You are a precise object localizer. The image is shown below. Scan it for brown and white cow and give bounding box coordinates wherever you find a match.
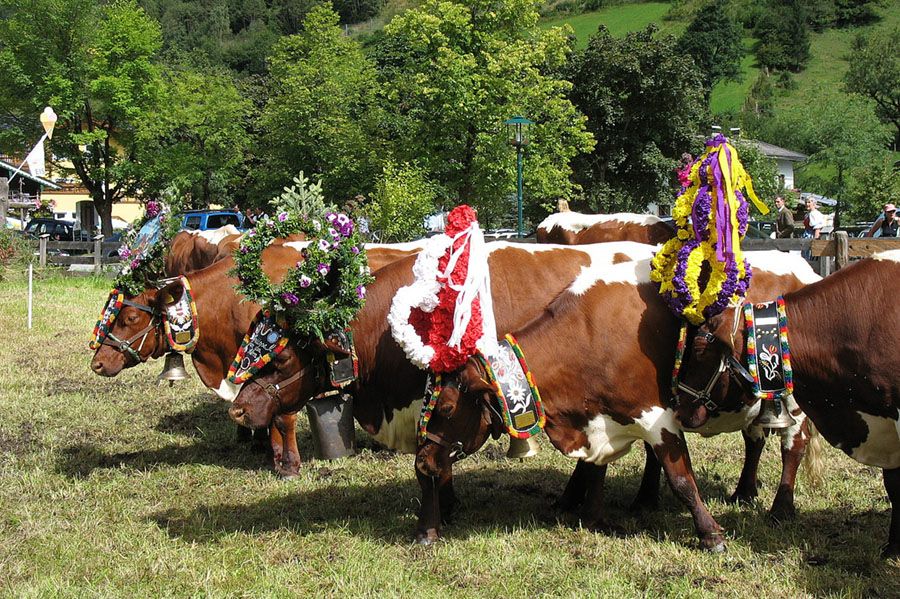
[416,252,820,550]
[672,251,900,557]
[226,242,657,523]
[536,211,674,245]
[164,225,244,276]
[89,241,423,476]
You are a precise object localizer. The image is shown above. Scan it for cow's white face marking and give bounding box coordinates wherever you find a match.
[371,400,422,454]
[567,406,679,465]
[212,379,243,402]
[840,411,900,469]
[537,212,662,233]
[873,249,900,264]
[745,251,821,284]
[568,258,651,296]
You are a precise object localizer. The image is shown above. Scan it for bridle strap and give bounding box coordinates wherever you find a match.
[249,363,316,409]
[424,431,467,462]
[102,319,160,363]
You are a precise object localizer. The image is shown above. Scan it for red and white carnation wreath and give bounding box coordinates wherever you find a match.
[388,205,497,372]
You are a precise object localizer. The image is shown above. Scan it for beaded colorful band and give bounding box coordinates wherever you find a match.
[743,296,793,400]
[90,288,125,350]
[227,309,290,384]
[670,320,690,397]
[417,373,442,443]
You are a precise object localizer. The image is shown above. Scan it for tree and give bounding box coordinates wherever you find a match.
[0,0,163,235]
[755,0,811,72]
[772,91,892,227]
[678,0,744,96]
[373,0,594,226]
[368,162,437,242]
[256,4,383,204]
[137,67,253,207]
[845,28,900,148]
[567,25,706,212]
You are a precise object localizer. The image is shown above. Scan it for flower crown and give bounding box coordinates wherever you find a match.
[232,210,373,340]
[650,134,769,325]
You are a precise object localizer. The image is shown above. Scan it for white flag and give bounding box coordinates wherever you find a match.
[25,138,46,177]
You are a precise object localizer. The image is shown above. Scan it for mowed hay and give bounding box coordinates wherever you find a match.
[0,269,897,596]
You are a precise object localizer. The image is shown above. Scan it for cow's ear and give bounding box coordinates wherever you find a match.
[460,360,495,394]
[312,335,352,358]
[156,279,185,311]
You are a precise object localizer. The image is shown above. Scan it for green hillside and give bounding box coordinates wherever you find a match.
[539,2,681,47]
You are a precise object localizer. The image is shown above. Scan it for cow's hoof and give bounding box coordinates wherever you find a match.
[415,529,440,546]
[768,503,796,523]
[881,542,900,559]
[700,535,727,553]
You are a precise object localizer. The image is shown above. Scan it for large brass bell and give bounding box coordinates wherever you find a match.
[158,352,189,383]
[507,435,541,459]
[752,396,796,431]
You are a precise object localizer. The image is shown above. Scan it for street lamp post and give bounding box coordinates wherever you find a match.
[504,116,533,238]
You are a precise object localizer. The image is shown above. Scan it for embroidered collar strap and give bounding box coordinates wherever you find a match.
[418,373,442,443]
[161,276,200,353]
[744,297,793,400]
[228,310,291,384]
[476,333,545,439]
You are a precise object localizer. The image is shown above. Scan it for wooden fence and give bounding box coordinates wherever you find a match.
[744,231,900,275]
[31,235,122,273]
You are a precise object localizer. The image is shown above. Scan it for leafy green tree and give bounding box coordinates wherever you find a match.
[842,155,900,223]
[567,25,706,212]
[740,70,777,136]
[373,0,594,227]
[368,162,437,242]
[0,0,163,235]
[845,28,900,147]
[256,4,382,204]
[833,0,878,27]
[772,91,892,226]
[755,0,810,72]
[678,0,744,96]
[136,67,252,207]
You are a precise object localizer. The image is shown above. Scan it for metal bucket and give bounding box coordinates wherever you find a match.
[305,394,355,460]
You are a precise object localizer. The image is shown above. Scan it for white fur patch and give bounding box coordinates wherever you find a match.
[872,249,900,264]
[197,225,241,245]
[211,378,243,402]
[567,406,679,465]
[745,251,821,284]
[371,400,423,454]
[841,411,900,469]
[568,258,652,296]
[283,241,311,252]
[537,211,662,233]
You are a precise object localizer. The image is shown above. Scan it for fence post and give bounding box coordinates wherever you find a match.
[93,234,104,274]
[0,177,8,229]
[834,231,849,271]
[38,233,49,268]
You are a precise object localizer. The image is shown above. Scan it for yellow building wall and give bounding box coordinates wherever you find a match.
[42,190,144,223]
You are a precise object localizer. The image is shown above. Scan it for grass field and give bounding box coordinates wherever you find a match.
[540,2,682,49]
[1,267,898,596]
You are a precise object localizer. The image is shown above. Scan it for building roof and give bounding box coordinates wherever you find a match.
[0,157,62,189]
[751,140,808,162]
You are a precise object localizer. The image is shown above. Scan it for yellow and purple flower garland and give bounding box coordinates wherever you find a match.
[651,134,770,325]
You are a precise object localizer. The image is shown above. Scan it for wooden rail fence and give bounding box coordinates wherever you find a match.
[32,234,122,273]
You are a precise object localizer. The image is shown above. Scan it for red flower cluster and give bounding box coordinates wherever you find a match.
[409,205,485,373]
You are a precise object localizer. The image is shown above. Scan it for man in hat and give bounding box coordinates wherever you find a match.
[865,203,900,237]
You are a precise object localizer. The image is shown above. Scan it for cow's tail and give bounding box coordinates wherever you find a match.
[801,419,825,488]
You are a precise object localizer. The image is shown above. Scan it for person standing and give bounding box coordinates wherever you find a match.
[803,198,824,239]
[865,203,899,237]
[774,196,794,238]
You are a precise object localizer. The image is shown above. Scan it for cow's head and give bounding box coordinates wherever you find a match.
[415,359,504,477]
[673,306,754,429]
[227,336,346,430]
[89,279,185,376]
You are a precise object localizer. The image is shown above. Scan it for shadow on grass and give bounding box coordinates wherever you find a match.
[149,465,734,546]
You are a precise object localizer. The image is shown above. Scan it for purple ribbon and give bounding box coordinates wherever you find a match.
[712,143,734,262]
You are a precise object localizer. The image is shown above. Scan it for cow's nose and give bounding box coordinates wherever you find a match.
[91,360,104,374]
[228,405,246,422]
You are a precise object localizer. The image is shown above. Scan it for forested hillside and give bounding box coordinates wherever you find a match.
[0,0,895,234]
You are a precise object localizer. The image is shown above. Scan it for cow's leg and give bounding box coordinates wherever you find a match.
[270,414,301,478]
[578,463,620,533]
[415,468,453,545]
[729,428,765,505]
[555,459,590,512]
[769,419,811,521]
[654,430,725,552]
[630,442,662,511]
[882,467,900,558]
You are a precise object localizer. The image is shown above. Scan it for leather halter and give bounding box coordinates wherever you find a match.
[100,299,162,364]
[247,363,316,410]
[676,325,755,414]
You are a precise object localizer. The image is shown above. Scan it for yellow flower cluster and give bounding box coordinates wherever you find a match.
[650,140,768,325]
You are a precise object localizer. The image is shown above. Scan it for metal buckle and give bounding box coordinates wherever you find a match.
[449,441,467,461]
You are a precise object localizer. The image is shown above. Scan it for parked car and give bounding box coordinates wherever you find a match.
[180,209,247,231]
[22,218,90,242]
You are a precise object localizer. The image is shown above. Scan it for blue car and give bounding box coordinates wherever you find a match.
[180,210,247,231]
